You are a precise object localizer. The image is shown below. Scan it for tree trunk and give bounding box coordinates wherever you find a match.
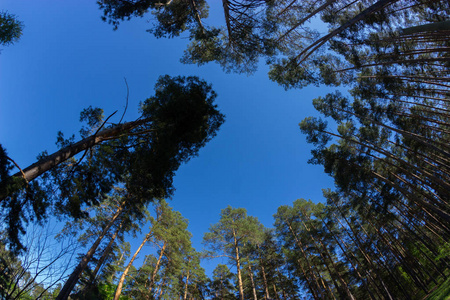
[148,241,167,294]
[56,202,124,300]
[295,0,399,63]
[402,20,450,35]
[284,218,325,300]
[338,204,409,298]
[257,251,270,300]
[89,218,124,284]
[273,283,280,300]
[322,219,376,300]
[156,274,167,298]
[233,229,245,300]
[247,264,258,300]
[113,231,152,300]
[183,262,191,300]
[1,118,151,201]
[329,206,396,300]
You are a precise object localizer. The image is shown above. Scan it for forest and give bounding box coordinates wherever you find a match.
[0,0,449,299]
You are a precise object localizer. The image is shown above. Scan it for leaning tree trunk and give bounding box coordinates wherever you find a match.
[113,231,152,300]
[256,246,270,300]
[284,217,326,300]
[56,202,125,300]
[88,218,124,285]
[0,118,150,201]
[148,241,167,294]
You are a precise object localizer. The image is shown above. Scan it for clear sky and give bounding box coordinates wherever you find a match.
[1,1,334,275]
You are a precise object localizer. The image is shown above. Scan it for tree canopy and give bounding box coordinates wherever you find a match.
[0,75,224,253]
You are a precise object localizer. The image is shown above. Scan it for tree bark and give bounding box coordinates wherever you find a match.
[56,202,125,300]
[247,264,258,300]
[233,229,245,300]
[284,218,324,300]
[148,241,167,294]
[257,250,270,300]
[113,231,152,300]
[1,118,150,201]
[89,218,124,284]
[183,269,190,300]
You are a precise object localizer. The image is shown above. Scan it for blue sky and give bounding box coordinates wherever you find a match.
[1,1,334,275]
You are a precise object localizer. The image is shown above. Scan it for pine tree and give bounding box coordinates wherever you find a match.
[203,206,265,300]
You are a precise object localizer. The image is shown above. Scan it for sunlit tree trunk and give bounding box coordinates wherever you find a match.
[148,241,167,294]
[233,229,245,300]
[247,264,258,300]
[113,231,152,300]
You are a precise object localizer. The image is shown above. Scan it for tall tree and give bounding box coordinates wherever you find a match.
[1,75,224,254]
[203,206,265,300]
[209,264,236,300]
[113,199,193,300]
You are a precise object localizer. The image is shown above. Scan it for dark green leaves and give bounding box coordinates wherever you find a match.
[0,11,23,47]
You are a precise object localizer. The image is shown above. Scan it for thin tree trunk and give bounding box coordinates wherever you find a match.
[113,231,152,300]
[148,241,167,294]
[295,0,399,63]
[156,274,167,298]
[257,249,270,300]
[273,283,280,300]
[183,261,191,300]
[89,218,124,284]
[322,219,376,300]
[298,213,355,300]
[56,202,125,300]
[329,205,396,300]
[284,219,326,300]
[233,229,245,300]
[248,264,258,300]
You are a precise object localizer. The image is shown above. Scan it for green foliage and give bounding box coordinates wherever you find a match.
[79,106,104,138]
[428,276,450,300]
[209,264,236,299]
[98,0,208,36]
[203,206,264,256]
[1,75,224,254]
[0,146,49,253]
[0,11,23,47]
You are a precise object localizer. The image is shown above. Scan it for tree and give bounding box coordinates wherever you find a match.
[203,206,265,300]
[55,192,132,300]
[0,222,79,300]
[275,200,334,300]
[113,199,193,300]
[1,75,224,254]
[209,264,236,300]
[0,11,23,47]
[98,0,208,34]
[57,188,145,300]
